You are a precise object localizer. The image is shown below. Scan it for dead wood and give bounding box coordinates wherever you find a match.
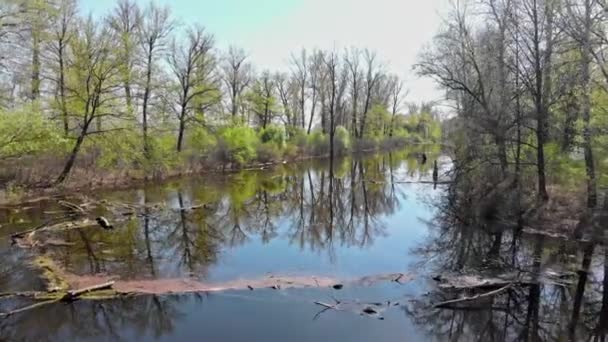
[58,200,85,215]
[434,284,512,308]
[61,281,115,302]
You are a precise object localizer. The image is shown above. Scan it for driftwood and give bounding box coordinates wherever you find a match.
[0,282,115,318]
[57,200,85,214]
[61,281,115,302]
[0,300,59,318]
[434,284,512,309]
[10,216,70,239]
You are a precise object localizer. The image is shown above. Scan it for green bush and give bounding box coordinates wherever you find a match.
[259,125,285,147]
[0,106,67,159]
[187,126,217,156]
[218,125,258,166]
[334,126,351,153]
[256,143,281,163]
[307,130,328,156]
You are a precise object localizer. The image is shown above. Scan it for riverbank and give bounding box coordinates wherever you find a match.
[0,138,439,206]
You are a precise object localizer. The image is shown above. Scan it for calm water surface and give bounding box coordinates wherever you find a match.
[0,148,605,341]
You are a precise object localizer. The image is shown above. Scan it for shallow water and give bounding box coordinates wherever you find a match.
[0,148,606,341]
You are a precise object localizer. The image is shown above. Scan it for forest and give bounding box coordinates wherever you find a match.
[0,0,441,193]
[417,0,608,219]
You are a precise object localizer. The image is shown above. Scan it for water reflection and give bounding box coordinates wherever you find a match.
[16,148,440,282]
[409,161,608,341]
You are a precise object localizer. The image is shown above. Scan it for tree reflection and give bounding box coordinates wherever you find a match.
[33,150,424,282]
[409,157,608,342]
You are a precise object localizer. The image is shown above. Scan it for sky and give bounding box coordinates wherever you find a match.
[80,0,449,104]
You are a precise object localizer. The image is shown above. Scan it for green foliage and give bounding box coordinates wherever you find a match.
[259,125,285,147]
[256,143,282,163]
[366,104,391,137]
[307,130,329,155]
[335,126,350,152]
[187,126,217,155]
[0,106,67,159]
[218,125,258,166]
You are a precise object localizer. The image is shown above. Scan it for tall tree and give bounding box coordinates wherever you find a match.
[138,2,174,156]
[56,17,121,184]
[345,47,363,137]
[221,46,251,119]
[48,0,77,136]
[360,49,383,138]
[290,48,307,129]
[169,25,218,152]
[107,0,141,112]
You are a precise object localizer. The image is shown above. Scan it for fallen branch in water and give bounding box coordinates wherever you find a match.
[10,216,71,239]
[314,301,341,310]
[58,200,85,215]
[0,299,60,318]
[434,284,512,309]
[0,282,117,318]
[61,281,115,302]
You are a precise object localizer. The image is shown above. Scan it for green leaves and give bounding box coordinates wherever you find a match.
[0,106,67,160]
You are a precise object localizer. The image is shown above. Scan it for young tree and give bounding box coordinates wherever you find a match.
[56,17,121,184]
[247,71,277,129]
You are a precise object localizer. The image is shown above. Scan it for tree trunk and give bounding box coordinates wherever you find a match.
[307,87,317,134]
[59,40,69,136]
[142,46,153,157]
[31,31,40,101]
[533,0,549,201]
[581,0,597,208]
[56,125,88,184]
[177,108,186,152]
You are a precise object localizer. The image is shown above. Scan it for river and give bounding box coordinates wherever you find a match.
[0,147,604,341]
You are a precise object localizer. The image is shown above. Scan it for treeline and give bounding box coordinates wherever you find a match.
[417,0,608,207]
[0,0,440,188]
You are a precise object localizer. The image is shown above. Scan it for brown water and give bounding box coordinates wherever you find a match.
[0,148,605,341]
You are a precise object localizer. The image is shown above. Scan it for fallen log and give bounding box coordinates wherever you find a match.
[0,299,59,318]
[61,281,115,302]
[434,284,512,309]
[58,200,85,215]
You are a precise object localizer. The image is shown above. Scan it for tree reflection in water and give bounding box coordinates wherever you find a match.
[24,149,431,282]
[408,159,608,341]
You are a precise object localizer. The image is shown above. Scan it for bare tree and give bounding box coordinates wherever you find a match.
[169,25,218,152]
[107,0,141,112]
[138,2,174,156]
[221,46,251,119]
[386,75,406,137]
[48,0,77,136]
[359,49,383,138]
[290,48,307,129]
[345,47,363,136]
[307,50,324,134]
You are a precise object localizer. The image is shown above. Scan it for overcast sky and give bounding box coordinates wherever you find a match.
[81,0,449,104]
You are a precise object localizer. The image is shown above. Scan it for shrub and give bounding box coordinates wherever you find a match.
[259,125,285,147]
[218,125,258,166]
[256,143,281,163]
[334,126,351,154]
[187,126,217,156]
[307,130,329,156]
